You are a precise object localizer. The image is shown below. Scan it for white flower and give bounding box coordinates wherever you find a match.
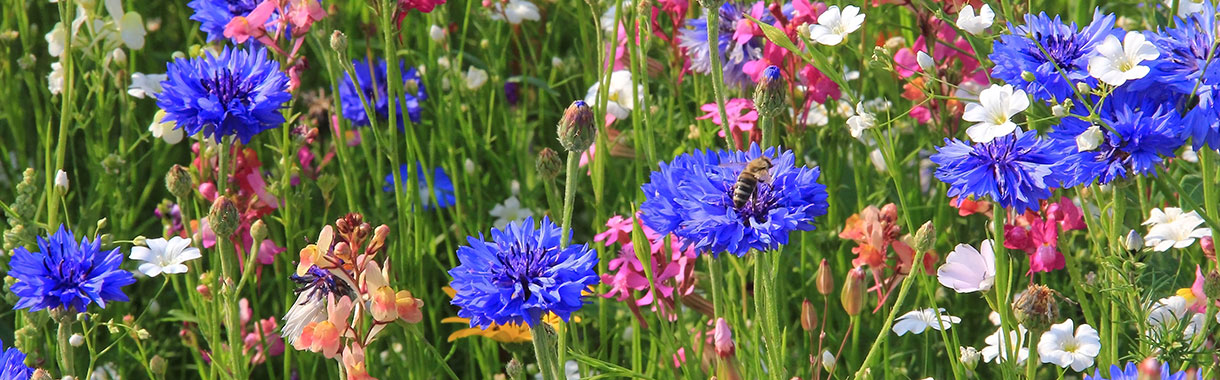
[1088,32,1158,86]
[48,61,65,95]
[1147,296,1207,339]
[490,196,535,229]
[892,308,961,336]
[54,170,69,192]
[982,325,1029,365]
[69,334,84,347]
[806,5,865,46]
[960,346,981,370]
[1165,0,1207,18]
[955,4,994,35]
[869,148,887,173]
[490,0,541,25]
[916,51,934,72]
[129,236,201,277]
[585,70,643,120]
[599,2,631,34]
[429,24,445,43]
[963,84,1029,143]
[1037,320,1101,372]
[464,66,489,90]
[792,103,829,127]
[105,0,145,50]
[281,292,329,344]
[1182,147,1200,163]
[128,72,166,99]
[1075,125,1103,152]
[1143,207,1211,251]
[846,102,876,139]
[937,240,996,293]
[149,109,184,144]
[820,350,836,372]
[988,311,1002,326]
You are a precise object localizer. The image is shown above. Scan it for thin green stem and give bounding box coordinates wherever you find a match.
[703,0,738,149]
[58,315,76,377]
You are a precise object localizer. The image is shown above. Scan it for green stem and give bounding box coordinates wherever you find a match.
[1025,329,1040,379]
[1202,149,1219,238]
[559,152,580,247]
[703,0,738,149]
[58,315,75,377]
[531,325,561,380]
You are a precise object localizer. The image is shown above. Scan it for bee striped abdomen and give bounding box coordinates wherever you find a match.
[732,175,757,209]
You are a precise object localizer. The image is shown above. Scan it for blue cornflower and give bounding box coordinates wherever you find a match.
[678,2,762,88]
[0,339,33,380]
[9,225,137,313]
[1050,89,1185,187]
[1084,362,1197,380]
[990,10,1117,102]
[639,144,829,257]
[1142,3,1220,149]
[931,130,1068,212]
[157,46,291,144]
[188,0,263,42]
[382,163,456,209]
[448,216,599,328]
[338,58,428,127]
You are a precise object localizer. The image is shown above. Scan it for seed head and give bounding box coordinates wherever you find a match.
[1012,284,1061,333]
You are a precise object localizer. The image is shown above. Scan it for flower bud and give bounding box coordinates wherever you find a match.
[133,235,147,247]
[557,100,596,152]
[1076,82,1092,94]
[196,284,212,300]
[68,333,84,347]
[31,369,52,380]
[250,219,268,243]
[819,350,835,373]
[1138,357,1161,378]
[1124,229,1144,252]
[713,318,735,358]
[800,299,817,332]
[1021,71,1036,82]
[841,268,866,316]
[1012,284,1060,333]
[111,48,127,66]
[329,30,347,53]
[428,24,445,43]
[551,56,563,68]
[536,148,563,180]
[959,346,980,371]
[1075,125,1103,152]
[1203,236,1215,261]
[150,355,167,376]
[815,259,834,296]
[166,164,193,200]
[914,221,935,252]
[54,169,69,195]
[136,329,150,340]
[752,65,786,118]
[1205,270,1220,301]
[208,196,240,238]
[915,51,934,73]
[506,358,524,380]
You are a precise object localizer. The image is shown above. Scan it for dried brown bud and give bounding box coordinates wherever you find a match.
[800,299,817,332]
[841,268,866,316]
[815,259,834,296]
[1012,284,1060,333]
[208,196,240,238]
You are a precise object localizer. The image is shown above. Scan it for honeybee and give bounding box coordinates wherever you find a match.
[731,157,773,209]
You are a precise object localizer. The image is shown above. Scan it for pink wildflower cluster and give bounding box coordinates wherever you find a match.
[596,213,699,325]
[1004,197,1086,275]
[892,20,987,127]
[239,298,284,364]
[223,0,328,90]
[698,98,758,149]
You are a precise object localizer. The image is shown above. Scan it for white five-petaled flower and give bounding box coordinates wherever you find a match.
[128,72,167,99]
[129,236,202,277]
[1037,320,1101,372]
[892,308,962,336]
[149,109,184,144]
[846,102,876,139]
[464,66,489,90]
[489,196,535,229]
[585,70,643,120]
[1142,207,1211,251]
[806,5,865,46]
[489,0,541,25]
[1088,32,1159,86]
[1146,295,1207,339]
[937,240,996,293]
[1165,0,1207,18]
[962,84,1030,143]
[1075,125,1104,152]
[982,325,1029,365]
[955,4,994,35]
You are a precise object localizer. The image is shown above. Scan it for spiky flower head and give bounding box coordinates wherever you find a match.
[157,46,291,143]
[536,147,563,180]
[752,65,786,117]
[9,225,136,312]
[931,130,1069,212]
[557,100,596,152]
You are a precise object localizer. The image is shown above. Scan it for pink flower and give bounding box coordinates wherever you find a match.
[597,213,697,320]
[698,98,758,148]
[286,0,327,37]
[1005,217,1065,274]
[1188,265,1207,313]
[295,295,352,358]
[799,65,841,104]
[713,318,735,358]
[1046,197,1085,231]
[223,0,276,44]
[395,0,446,28]
[240,298,284,365]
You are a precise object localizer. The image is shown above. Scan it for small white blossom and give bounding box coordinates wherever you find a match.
[1075,125,1103,152]
[846,102,876,139]
[892,308,961,336]
[429,24,445,43]
[937,240,996,293]
[1182,147,1200,163]
[54,170,69,193]
[129,236,201,277]
[69,334,84,347]
[149,109,184,144]
[464,66,489,90]
[585,70,642,120]
[1165,0,1207,18]
[1143,207,1211,251]
[490,196,535,229]
[806,5,865,46]
[820,350,836,372]
[1037,320,1101,372]
[1088,32,1158,86]
[48,61,64,95]
[963,84,1030,143]
[916,51,934,73]
[960,347,981,371]
[982,325,1029,365]
[128,72,166,99]
[955,4,994,35]
[489,0,541,25]
[1147,296,1207,339]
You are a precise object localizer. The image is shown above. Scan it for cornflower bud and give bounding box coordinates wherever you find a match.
[800,299,817,332]
[534,148,562,181]
[557,100,596,152]
[815,259,834,296]
[506,358,525,380]
[752,65,785,118]
[150,355,168,376]
[208,196,240,238]
[330,30,347,53]
[841,267,866,316]
[1205,270,1220,301]
[1012,284,1060,333]
[166,164,193,200]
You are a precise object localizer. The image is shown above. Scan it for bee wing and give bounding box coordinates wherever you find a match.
[717,162,749,170]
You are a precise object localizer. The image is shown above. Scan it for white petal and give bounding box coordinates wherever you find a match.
[138,262,163,277]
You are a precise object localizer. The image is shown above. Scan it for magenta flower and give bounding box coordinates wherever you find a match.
[1005,216,1065,274]
[698,98,758,148]
[596,214,697,321]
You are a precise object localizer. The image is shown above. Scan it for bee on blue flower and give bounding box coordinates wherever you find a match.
[931,130,1069,213]
[989,10,1118,102]
[339,58,428,128]
[1049,89,1186,187]
[0,338,33,380]
[156,46,292,144]
[448,217,599,328]
[1141,2,1220,149]
[8,225,137,313]
[639,144,829,257]
[382,163,455,210]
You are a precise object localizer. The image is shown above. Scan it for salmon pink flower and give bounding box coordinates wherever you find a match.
[295,295,352,358]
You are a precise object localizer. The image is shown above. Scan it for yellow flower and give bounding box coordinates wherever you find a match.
[441,287,576,343]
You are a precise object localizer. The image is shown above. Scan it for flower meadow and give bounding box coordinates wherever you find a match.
[8,0,1220,379]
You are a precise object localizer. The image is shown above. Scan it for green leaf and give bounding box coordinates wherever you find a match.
[746,15,802,58]
[160,309,200,324]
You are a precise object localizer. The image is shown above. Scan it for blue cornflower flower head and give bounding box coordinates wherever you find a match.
[639,143,829,257]
[8,225,137,313]
[1050,89,1185,187]
[382,163,455,209]
[448,216,599,328]
[677,2,762,88]
[1143,3,1220,149]
[188,0,262,42]
[990,10,1117,102]
[931,130,1068,212]
[338,58,428,128]
[157,46,291,144]
[0,339,33,380]
[1084,362,1197,380]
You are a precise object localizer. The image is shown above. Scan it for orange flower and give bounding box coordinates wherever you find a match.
[295,295,352,358]
[342,344,377,380]
[297,225,335,276]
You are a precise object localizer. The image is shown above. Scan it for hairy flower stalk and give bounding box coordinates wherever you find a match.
[701,0,737,149]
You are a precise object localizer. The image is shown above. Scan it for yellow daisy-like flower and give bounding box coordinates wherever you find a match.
[441,287,576,343]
